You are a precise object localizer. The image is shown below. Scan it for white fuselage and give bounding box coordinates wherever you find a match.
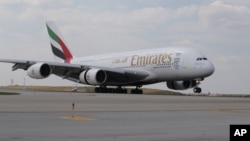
[71,47,214,84]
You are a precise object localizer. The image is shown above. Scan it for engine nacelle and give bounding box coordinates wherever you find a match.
[167,80,198,90]
[79,69,107,85]
[27,63,51,79]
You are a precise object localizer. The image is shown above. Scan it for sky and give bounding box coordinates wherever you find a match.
[0,0,250,94]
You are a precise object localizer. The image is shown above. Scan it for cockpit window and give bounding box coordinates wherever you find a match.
[196,57,208,61]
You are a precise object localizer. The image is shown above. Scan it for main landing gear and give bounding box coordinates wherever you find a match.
[131,85,143,94]
[95,86,127,94]
[193,87,202,93]
[94,86,143,94]
[131,89,143,94]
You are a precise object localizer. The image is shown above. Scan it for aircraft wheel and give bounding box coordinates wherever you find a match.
[107,88,113,93]
[123,89,127,94]
[118,88,123,93]
[131,89,143,94]
[193,87,202,93]
[95,87,100,93]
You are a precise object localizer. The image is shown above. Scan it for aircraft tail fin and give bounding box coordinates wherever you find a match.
[46,21,73,63]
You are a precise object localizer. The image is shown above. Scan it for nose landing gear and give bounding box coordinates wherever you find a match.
[193,87,202,93]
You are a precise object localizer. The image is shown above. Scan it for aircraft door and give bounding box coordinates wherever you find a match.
[181,54,188,69]
[175,53,188,70]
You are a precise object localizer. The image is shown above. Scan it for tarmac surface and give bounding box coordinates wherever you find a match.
[0,89,250,141]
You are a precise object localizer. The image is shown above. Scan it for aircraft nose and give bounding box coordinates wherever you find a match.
[205,60,215,77]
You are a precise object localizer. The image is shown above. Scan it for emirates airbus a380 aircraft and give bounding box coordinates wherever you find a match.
[0,21,214,94]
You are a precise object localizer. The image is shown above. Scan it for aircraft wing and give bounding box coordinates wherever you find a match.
[0,59,149,86]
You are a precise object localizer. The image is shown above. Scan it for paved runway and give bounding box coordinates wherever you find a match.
[0,89,250,141]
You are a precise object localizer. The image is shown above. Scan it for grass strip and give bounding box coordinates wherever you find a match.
[0,92,20,95]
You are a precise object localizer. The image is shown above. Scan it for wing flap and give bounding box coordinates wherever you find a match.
[0,59,35,71]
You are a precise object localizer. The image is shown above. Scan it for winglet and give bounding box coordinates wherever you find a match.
[46,21,73,63]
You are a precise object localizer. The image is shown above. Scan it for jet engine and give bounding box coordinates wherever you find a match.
[79,69,107,85]
[167,80,198,90]
[27,63,51,79]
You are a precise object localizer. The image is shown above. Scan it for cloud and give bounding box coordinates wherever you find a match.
[199,1,250,32]
[0,0,74,6]
[11,4,201,55]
